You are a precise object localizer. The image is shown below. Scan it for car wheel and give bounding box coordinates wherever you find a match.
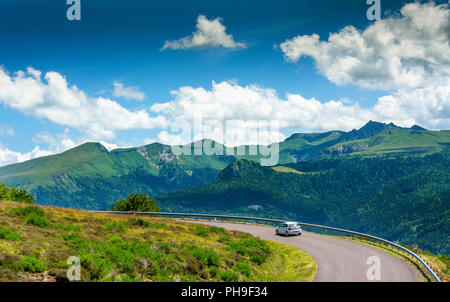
[285,231,289,237]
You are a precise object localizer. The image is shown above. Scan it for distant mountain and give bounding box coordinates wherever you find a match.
[0,141,235,209]
[158,155,450,254]
[0,121,449,210]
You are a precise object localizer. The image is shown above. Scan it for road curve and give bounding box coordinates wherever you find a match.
[186,221,422,282]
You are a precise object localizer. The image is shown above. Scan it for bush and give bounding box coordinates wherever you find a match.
[20,256,47,273]
[219,270,239,282]
[0,183,34,204]
[25,213,50,228]
[234,262,252,277]
[192,248,220,267]
[209,226,225,233]
[13,206,45,217]
[103,221,126,232]
[0,226,20,241]
[218,236,232,244]
[225,236,271,265]
[194,225,209,237]
[112,193,160,212]
[127,217,150,227]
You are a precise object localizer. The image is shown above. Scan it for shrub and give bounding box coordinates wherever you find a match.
[20,256,47,273]
[234,262,252,277]
[25,213,50,228]
[127,217,150,227]
[218,236,232,244]
[103,221,126,232]
[192,248,220,267]
[0,183,34,204]
[209,226,225,233]
[194,225,209,237]
[61,232,80,241]
[249,253,264,265]
[13,206,45,217]
[225,236,271,265]
[0,226,20,241]
[219,270,239,282]
[112,193,160,212]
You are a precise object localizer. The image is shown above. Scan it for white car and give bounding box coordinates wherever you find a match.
[276,222,302,236]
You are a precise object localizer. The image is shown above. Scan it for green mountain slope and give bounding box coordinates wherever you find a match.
[158,155,450,254]
[0,121,449,210]
[0,142,235,209]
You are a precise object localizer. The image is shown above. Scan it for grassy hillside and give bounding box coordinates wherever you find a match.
[0,201,316,282]
[159,153,450,255]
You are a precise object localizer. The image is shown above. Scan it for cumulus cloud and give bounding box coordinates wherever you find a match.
[162,15,246,50]
[0,67,167,140]
[113,81,145,101]
[279,2,450,90]
[151,81,373,134]
[0,144,53,167]
[373,78,450,129]
[150,80,450,145]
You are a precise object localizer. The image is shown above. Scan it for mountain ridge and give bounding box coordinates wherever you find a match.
[0,121,449,210]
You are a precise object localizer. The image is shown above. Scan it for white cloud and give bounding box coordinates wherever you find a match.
[162,14,246,50]
[280,2,450,90]
[113,81,145,101]
[0,144,53,167]
[0,129,123,167]
[0,67,167,140]
[151,81,374,134]
[373,78,450,129]
[157,131,187,146]
[150,80,450,145]
[32,129,77,154]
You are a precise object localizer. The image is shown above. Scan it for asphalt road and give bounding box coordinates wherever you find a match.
[186,221,422,282]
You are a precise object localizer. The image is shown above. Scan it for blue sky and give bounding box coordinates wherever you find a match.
[0,0,449,165]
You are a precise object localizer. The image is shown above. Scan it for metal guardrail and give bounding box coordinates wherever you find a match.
[93,210,442,282]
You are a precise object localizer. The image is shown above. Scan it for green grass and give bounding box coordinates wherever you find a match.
[20,256,47,273]
[0,201,317,282]
[271,166,304,174]
[25,213,50,228]
[0,226,20,241]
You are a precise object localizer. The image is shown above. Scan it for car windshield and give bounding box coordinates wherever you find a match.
[288,224,296,228]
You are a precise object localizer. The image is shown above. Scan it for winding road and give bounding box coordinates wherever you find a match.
[186,221,422,282]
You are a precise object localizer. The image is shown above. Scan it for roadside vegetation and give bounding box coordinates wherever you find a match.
[0,200,316,282]
[112,193,160,212]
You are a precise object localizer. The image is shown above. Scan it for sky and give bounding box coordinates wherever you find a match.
[0,0,449,166]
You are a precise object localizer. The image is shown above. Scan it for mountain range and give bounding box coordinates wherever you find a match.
[0,121,449,210]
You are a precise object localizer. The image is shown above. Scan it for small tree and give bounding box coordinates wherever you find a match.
[0,182,35,204]
[112,193,160,212]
